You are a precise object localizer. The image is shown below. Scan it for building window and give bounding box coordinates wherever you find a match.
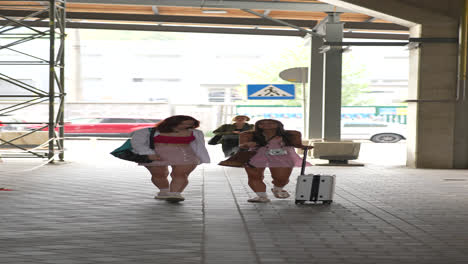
[208,88,242,102]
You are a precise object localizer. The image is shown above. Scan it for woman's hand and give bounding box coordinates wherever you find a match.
[240,141,257,149]
[303,145,314,149]
[148,154,162,161]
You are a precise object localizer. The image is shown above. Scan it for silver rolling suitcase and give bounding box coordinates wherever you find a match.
[295,148,336,205]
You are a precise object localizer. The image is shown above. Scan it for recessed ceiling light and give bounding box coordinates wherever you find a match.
[202,10,228,14]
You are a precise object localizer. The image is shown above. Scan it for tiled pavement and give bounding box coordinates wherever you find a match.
[1,140,468,264]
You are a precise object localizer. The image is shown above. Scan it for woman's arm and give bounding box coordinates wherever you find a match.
[191,129,211,163]
[239,131,257,149]
[287,130,313,149]
[212,124,234,135]
[130,128,157,155]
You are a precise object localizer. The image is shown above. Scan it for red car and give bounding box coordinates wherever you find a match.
[26,117,161,137]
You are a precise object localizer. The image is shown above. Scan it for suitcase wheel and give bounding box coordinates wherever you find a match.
[323,200,333,205]
[295,200,305,205]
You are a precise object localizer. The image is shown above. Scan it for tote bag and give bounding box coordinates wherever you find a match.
[218,149,257,167]
[110,128,156,163]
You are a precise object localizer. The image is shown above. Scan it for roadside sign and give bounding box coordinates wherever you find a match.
[247,84,295,100]
[279,67,308,83]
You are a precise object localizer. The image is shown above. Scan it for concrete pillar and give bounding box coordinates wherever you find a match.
[320,0,464,168]
[453,86,468,168]
[406,24,459,168]
[307,36,324,139]
[322,13,343,141]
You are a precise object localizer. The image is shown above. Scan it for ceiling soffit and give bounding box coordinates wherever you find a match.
[0,1,409,38]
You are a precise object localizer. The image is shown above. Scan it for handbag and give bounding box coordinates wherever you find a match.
[218,149,257,168]
[110,127,156,163]
[207,134,222,145]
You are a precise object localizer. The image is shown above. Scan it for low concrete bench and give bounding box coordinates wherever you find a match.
[298,139,363,166]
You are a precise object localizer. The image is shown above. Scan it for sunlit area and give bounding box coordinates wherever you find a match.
[0,29,408,167]
[3,1,468,264]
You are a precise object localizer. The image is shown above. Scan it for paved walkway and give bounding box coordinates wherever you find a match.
[1,140,468,264]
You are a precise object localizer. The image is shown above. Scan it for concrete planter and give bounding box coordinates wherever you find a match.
[298,139,362,166]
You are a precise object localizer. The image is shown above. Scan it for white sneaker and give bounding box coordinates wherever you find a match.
[247,196,271,203]
[165,193,185,203]
[154,192,171,200]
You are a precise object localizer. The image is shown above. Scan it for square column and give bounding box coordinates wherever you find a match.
[323,13,343,141]
[406,23,459,168]
[307,35,324,139]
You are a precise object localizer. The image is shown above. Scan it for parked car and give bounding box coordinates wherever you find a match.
[26,117,161,137]
[341,120,406,143]
[0,116,26,131]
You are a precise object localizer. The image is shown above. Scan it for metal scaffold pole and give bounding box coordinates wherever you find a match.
[48,0,56,160]
[0,0,66,161]
[59,0,66,161]
[48,0,67,162]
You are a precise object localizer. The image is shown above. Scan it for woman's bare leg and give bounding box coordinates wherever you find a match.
[269,167,293,198]
[169,164,197,192]
[145,166,169,189]
[245,167,266,192]
[245,167,270,202]
[269,167,293,188]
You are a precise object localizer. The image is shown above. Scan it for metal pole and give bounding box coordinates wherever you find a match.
[48,0,56,161]
[58,0,66,161]
[302,81,306,136]
[241,9,317,36]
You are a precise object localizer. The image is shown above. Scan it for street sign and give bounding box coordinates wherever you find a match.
[247,84,295,100]
[279,67,308,83]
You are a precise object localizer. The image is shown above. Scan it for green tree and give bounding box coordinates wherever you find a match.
[237,44,308,106]
[238,44,374,106]
[341,53,374,106]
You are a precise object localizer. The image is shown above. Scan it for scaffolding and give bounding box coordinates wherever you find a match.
[0,0,66,161]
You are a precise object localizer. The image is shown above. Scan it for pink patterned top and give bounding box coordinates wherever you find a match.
[248,137,311,168]
[154,133,195,144]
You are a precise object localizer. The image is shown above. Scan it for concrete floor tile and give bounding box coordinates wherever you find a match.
[2,142,468,263]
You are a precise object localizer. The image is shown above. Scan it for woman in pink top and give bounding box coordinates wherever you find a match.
[131,115,210,202]
[239,119,312,203]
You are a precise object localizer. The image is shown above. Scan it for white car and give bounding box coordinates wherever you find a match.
[341,120,406,143]
[0,115,26,131]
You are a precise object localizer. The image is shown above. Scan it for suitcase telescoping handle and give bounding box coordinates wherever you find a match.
[300,147,308,176]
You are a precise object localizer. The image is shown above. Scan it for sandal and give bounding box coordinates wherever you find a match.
[247,196,271,203]
[271,188,290,199]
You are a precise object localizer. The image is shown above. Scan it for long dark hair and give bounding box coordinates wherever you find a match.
[155,115,200,132]
[252,119,293,146]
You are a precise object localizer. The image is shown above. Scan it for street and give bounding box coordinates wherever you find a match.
[60,138,406,167]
